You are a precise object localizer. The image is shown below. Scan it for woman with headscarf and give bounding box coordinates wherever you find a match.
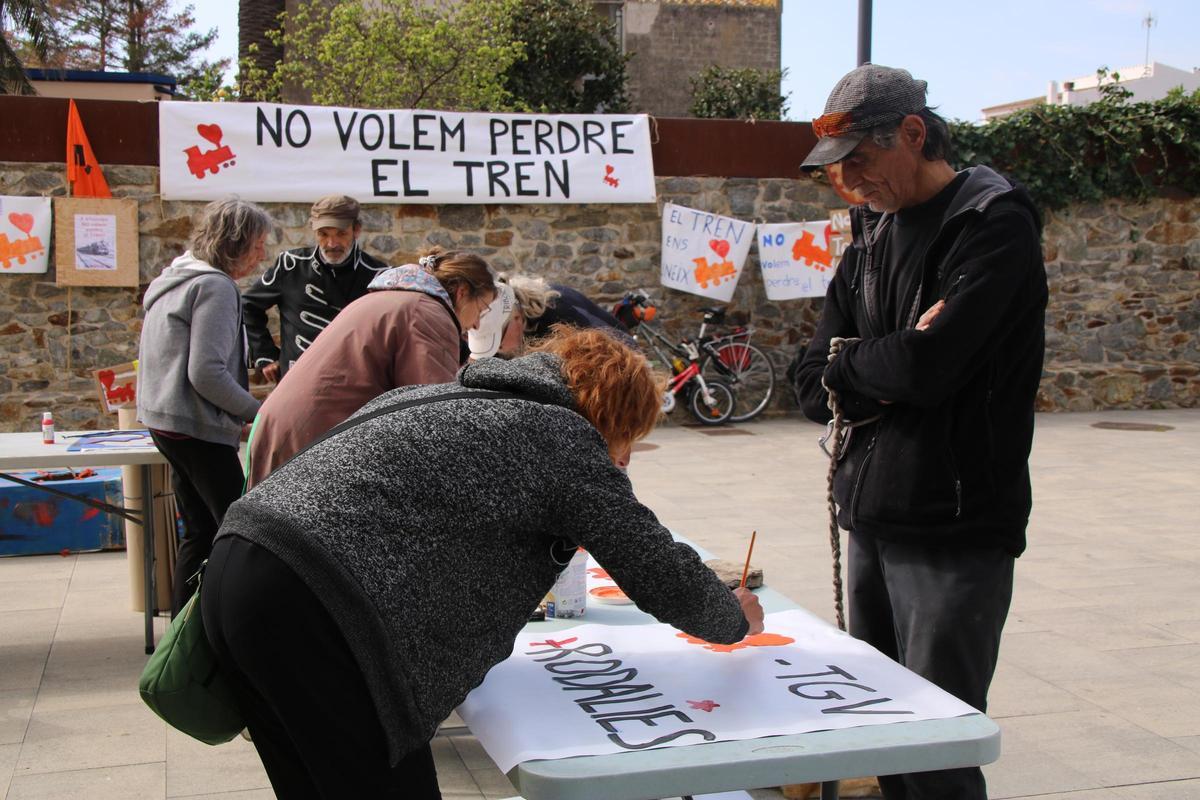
[245,247,497,487]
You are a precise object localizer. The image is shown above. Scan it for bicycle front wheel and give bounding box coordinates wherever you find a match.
[701,342,776,421]
[688,380,735,426]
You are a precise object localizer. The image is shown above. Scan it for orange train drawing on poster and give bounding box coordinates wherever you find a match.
[0,233,46,269]
[692,237,738,289]
[791,228,833,271]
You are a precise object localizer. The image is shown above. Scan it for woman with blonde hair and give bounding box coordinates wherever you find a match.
[202,326,764,797]
[468,273,632,359]
[246,246,496,487]
[137,197,272,615]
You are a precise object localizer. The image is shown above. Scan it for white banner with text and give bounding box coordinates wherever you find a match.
[159,103,656,205]
[459,608,978,771]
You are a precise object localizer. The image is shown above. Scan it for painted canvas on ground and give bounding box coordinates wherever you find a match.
[0,196,51,274]
[757,221,846,300]
[53,197,139,287]
[459,609,978,771]
[660,203,754,302]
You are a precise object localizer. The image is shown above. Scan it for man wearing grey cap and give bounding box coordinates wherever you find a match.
[793,65,1048,799]
[243,195,390,381]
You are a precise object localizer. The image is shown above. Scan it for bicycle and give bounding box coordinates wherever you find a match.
[613,292,736,425]
[614,291,776,423]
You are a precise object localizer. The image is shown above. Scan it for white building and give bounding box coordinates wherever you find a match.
[981,62,1200,121]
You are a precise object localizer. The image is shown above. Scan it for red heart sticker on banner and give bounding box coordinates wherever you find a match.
[8,212,34,235]
[605,165,615,176]
[709,239,730,259]
[197,123,224,145]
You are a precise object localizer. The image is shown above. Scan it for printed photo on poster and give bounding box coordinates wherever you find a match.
[0,195,52,274]
[74,214,118,270]
[660,203,754,302]
[757,221,845,300]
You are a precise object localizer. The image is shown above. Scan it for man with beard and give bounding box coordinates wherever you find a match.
[243,195,390,381]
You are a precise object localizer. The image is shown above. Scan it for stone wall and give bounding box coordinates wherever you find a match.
[623,1,782,117]
[0,160,1196,433]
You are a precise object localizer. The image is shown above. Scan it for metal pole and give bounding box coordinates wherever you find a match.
[857,0,873,66]
[142,463,156,654]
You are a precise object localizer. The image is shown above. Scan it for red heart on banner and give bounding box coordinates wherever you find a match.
[8,212,33,235]
[605,165,615,175]
[197,123,224,145]
[98,369,115,390]
[709,239,730,259]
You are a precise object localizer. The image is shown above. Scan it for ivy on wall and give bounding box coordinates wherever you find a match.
[949,86,1200,210]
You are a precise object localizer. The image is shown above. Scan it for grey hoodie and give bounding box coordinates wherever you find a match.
[137,252,261,446]
[218,352,748,764]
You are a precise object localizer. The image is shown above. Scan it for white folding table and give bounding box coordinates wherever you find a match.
[470,543,1000,800]
[0,431,167,653]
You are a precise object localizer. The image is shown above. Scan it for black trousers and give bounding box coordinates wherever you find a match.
[848,531,1014,800]
[201,535,441,799]
[149,431,245,616]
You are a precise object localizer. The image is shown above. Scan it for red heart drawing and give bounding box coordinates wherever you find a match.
[709,239,730,259]
[197,123,224,146]
[605,164,615,175]
[8,212,34,235]
[98,369,115,390]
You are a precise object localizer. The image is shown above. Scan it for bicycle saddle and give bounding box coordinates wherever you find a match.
[700,306,727,323]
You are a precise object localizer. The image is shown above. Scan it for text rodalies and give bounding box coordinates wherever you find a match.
[524,634,913,751]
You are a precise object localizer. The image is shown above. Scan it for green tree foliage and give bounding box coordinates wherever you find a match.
[0,0,54,94]
[258,0,524,110]
[951,69,1200,209]
[689,65,788,121]
[502,0,628,113]
[14,0,226,98]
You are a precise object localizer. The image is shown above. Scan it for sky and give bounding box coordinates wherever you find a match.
[190,1,1198,122]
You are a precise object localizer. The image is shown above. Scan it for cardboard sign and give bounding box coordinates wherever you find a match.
[159,102,657,204]
[0,196,51,274]
[53,197,139,287]
[660,203,754,302]
[459,608,978,771]
[94,360,138,413]
[756,221,844,300]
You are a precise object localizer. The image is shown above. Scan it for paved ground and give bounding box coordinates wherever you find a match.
[1,408,1197,799]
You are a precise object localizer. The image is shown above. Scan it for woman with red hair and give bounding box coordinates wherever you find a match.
[200,326,763,797]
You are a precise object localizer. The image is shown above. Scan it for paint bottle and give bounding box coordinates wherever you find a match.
[41,411,55,445]
[545,548,588,619]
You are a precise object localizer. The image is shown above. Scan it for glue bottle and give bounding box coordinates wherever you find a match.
[41,411,55,444]
[545,547,588,619]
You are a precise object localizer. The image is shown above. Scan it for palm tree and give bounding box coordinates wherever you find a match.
[237,0,283,85]
[0,0,53,94]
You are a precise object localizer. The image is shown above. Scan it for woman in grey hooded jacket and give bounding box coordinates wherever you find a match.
[137,198,271,615]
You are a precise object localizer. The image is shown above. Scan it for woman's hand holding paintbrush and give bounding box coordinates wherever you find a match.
[733,531,764,636]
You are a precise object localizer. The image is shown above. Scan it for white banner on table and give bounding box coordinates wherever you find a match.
[660,203,754,302]
[459,608,978,772]
[0,196,51,274]
[159,102,656,204]
[756,221,842,300]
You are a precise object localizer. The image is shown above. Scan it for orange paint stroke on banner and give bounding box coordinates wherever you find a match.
[676,631,796,653]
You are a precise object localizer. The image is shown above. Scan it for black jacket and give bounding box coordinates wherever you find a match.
[794,166,1047,556]
[242,244,390,377]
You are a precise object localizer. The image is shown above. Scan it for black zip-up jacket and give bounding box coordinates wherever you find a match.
[795,166,1047,556]
[242,243,390,377]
